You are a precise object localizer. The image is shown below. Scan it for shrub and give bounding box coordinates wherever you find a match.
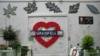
[82,35,94,50]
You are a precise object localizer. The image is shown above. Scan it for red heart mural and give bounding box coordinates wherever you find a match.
[33,22,61,48]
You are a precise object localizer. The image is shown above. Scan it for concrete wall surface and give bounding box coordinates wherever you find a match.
[0,0,100,56]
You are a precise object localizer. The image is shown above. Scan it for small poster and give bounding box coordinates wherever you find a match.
[79,16,93,24]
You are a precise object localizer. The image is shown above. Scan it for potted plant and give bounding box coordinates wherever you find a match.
[0,25,17,47]
[81,35,95,56]
[21,46,29,56]
[96,46,100,56]
[82,35,94,50]
[12,39,21,56]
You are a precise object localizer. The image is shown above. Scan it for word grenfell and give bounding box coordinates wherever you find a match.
[30,30,63,37]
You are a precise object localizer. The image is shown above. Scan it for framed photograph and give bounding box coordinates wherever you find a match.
[79,16,93,24]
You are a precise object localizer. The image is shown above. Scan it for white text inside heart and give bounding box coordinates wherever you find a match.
[38,27,55,42]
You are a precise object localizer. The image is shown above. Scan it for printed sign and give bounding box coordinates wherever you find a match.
[70,47,79,56]
[79,16,93,24]
[30,30,63,37]
[31,21,63,48]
